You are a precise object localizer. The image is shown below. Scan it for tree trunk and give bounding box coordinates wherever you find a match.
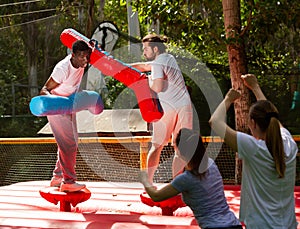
[86,0,95,38]
[43,18,54,85]
[126,0,141,57]
[222,0,250,132]
[222,0,250,184]
[25,23,39,97]
[98,0,105,22]
[79,0,95,90]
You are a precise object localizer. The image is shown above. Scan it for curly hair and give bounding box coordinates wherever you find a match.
[72,40,91,54]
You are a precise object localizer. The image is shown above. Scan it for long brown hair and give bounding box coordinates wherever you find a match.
[175,128,208,177]
[249,100,285,178]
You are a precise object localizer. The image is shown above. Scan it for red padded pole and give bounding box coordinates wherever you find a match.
[60,28,163,123]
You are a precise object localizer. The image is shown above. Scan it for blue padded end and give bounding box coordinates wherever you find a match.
[29,95,73,116]
[30,91,104,116]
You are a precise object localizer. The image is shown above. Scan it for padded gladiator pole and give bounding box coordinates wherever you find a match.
[60,28,163,123]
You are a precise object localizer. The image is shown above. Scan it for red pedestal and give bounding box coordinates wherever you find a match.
[140,192,186,216]
[39,187,91,212]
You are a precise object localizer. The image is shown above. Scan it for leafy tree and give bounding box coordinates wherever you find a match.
[1,0,300,136]
[131,0,300,133]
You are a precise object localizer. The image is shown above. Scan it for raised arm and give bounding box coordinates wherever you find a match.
[40,77,59,95]
[242,74,283,128]
[130,62,152,72]
[241,74,266,100]
[209,89,241,152]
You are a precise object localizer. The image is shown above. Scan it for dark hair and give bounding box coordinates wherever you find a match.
[72,40,91,54]
[142,34,168,53]
[176,128,208,177]
[249,100,285,178]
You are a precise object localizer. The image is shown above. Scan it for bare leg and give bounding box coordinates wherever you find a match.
[172,152,186,178]
[147,143,164,184]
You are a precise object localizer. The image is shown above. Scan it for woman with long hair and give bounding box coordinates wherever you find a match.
[140,128,242,229]
[209,74,298,228]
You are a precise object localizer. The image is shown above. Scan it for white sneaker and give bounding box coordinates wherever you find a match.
[50,177,62,187]
[60,182,86,192]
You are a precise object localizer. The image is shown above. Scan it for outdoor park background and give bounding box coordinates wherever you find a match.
[0,0,300,185]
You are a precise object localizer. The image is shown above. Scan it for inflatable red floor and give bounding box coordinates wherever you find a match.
[0,181,299,228]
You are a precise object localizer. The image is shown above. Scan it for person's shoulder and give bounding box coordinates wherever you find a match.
[281,127,298,158]
[164,53,175,59]
[55,55,72,70]
[173,170,192,181]
[52,55,71,77]
[280,127,296,146]
[171,171,190,185]
[237,131,252,141]
[280,127,292,137]
[156,52,172,60]
[237,131,262,156]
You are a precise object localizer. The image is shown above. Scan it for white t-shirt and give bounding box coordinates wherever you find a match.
[237,128,298,228]
[50,55,84,96]
[150,53,191,111]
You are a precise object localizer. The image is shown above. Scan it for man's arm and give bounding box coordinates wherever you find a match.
[40,77,59,95]
[130,62,152,72]
[130,61,164,93]
[150,78,164,93]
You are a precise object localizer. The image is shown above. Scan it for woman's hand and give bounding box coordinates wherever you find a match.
[241,74,266,100]
[139,170,153,188]
[241,74,259,90]
[225,88,241,103]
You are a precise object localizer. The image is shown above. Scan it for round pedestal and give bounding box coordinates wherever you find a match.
[39,187,91,212]
[140,192,186,216]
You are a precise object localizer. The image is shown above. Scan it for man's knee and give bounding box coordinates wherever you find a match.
[149,143,164,155]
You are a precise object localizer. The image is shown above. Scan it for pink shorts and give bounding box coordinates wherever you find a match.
[151,105,193,146]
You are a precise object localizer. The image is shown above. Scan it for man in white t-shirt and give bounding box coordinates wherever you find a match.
[40,40,92,192]
[131,34,193,184]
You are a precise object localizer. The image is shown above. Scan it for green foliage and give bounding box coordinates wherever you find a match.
[243,1,300,71]
[0,116,48,137]
[131,0,300,133]
[1,0,300,136]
